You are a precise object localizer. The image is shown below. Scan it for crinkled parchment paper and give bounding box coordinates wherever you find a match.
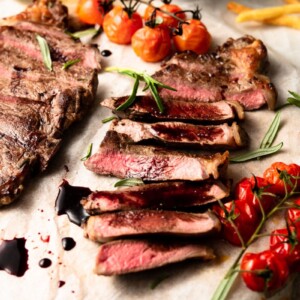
[0,0,300,299]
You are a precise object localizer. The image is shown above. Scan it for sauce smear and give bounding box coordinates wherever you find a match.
[0,238,28,277]
[55,180,91,226]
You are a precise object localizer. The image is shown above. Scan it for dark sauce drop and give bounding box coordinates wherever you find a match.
[39,258,52,268]
[0,238,28,277]
[101,49,112,57]
[62,237,76,251]
[58,280,66,288]
[55,180,91,226]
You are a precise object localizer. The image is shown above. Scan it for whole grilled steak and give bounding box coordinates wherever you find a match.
[0,7,101,205]
[102,96,244,123]
[95,239,215,275]
[110,119,248,149]
[153,35,277,110]
[84,131,229,181]
[81,180,230,214]
[84,210,220,242]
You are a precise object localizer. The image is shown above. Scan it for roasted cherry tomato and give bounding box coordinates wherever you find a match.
[173,19,211,55]
[103,6,143,44]
[263,162,300,195]
[132,24,172,62]
[213,199,260,247]
[76,0,104,25]
[287,197,300,232]
[234,176,278,215]
[241,250,289,293]
[144,4,186,28]
[270,227,300,272]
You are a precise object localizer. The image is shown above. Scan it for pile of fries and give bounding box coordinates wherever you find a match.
[227,0,300,29]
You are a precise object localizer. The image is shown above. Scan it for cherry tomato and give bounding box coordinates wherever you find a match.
[287,197,300,232]
[234,176,278,215]
[241,250,289,293]
[131,25,172,62]
[144,4,186,28]
[103,6,143,44]
[173,19,211,55]
[270,227,300,272]
[263,162,300,195]
[76,0,104,25]
[213,199,260,247]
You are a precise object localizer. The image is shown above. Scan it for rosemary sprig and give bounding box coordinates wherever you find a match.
[260,111,280,149]
[105,67,177,113]
[102,116,117,123]
[61,59,81,70]
[81,143,93,161]
[230,112,283,162]
[114,178,144,187]
[68,28,99,39]
[36,34,52,71]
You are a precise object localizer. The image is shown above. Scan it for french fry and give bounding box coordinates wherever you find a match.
[284,0,299,4]
[236,4,300,22]
[227,2,300,29]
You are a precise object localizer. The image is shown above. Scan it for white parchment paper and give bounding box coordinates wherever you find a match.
[0,0,300,299]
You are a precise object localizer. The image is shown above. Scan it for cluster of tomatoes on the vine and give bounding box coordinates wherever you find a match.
[76,0,211,62]
[213,162,300,295]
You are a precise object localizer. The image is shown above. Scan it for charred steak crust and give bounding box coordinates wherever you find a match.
[0,20,101,205]
[155,35,277,110]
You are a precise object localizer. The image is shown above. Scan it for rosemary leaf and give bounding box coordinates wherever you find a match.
[102,116,117,123]
[114,178,144,187]
[116,75,140,111]
[70,28,98,39]
[288,90,300,100]
[36,34,52,71]
[211,270,238,300]
[287,97,300,108]
[149,81,164,113]
[260,111,281,149]
[61,59,81,70]
[81,143,93,161]
[230,142,283,163]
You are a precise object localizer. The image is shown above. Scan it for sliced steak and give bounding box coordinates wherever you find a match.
[81,180,230,214]
[95,239,215,275]
[84,131,229,181]
[84,210,220,242]
[110,119,248,149]
[0,5,101,205]
[156,35,277,110]
[101,96,244,123]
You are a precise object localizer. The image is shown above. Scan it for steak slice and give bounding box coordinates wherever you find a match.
[95,239,215,275]
[0,6,101,205]
[84,131,229,181]
[155,35,277,110]
[110,119,248,149]
[81,180,230,214]
[84,210,220,242]
[101,96,244,123]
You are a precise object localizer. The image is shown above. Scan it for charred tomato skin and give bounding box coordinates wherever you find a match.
[131,25,172,62]
[77,0,104,25]
[173,19,211,55]
[263,162,300,195]
[241,250,289,293]
[103,6,143,44]
[234,176,278,215]
[270,227,300,272]
[213,199,260,247]
[144,4,186,28]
